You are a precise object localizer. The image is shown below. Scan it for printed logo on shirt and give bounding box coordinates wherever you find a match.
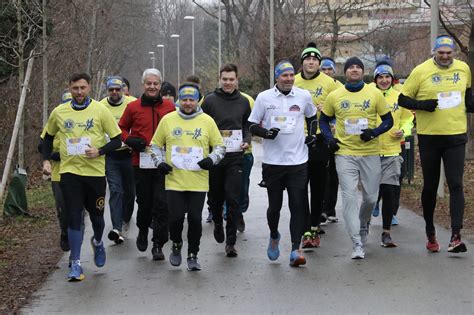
[340,100,350,110]
[172,127,183,138]
[64,119,74,131]
[392,103,399,112]
[312,87,323,98]
[289,104,301,112]
[361,100,371,111]
[431,74,442,84]
[84,118,94,131]
[265,104,277,110]
[192,128,202,139]
[452,72,460,84]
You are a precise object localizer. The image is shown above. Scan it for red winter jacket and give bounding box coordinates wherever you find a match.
[119,96,175,166]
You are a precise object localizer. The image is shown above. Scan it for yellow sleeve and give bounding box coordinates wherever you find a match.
[399,108,414,136]
[151,118,166,148]
[400,68,420,98]
[101,107,121,138]
[208,118,224,148]
[322,92,335,117]
[40,123,48,139]
[45,110,59,136]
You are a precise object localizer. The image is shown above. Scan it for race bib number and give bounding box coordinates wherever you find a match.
[66,137,91,156]
[171,145,203,171]
[437,91,461,110]
[139,146,160,169]
[270,116,296,134]
[221,130,243,152]
[344,118,368,135]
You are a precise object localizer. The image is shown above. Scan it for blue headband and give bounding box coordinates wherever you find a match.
[274,61,294,79]
[374,64,394,78]
[106,77,124,89]
[433,36,455,51]
[321,59,336,72]
[179,86,199,100]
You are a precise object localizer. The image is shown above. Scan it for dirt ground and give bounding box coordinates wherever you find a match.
[0,160,473,314]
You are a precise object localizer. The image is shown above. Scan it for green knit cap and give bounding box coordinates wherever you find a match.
[301,42,321,63]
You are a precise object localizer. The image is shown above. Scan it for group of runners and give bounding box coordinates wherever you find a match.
[40,34,472,281]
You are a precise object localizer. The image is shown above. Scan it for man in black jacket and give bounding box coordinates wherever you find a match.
[202,63,251,257]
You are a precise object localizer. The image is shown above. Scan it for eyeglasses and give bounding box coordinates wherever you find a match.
[108,88,121,92]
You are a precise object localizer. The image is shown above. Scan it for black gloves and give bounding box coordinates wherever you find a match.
[157,162,172,175]
[360,129,376,142]
[50,151,61,161]
[418,99,438,112]
[125,137,147,152]
[265,128,280,139]
[305,135,317,146]
[327,138,340,153]
[197,157,214,170]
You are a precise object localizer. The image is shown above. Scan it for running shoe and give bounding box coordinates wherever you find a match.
[225,244,238,257]
[108,229,120,242]
[447,234,467,253]
[302,231,314,249]
[372,204,380,217]
[152,245,165,261]
[90,237,106,267]
[351,243,365,259]
[327,216,339,223]
[267,233,280,261]
[187,254,202,271]
[236,214,245,233]
[136,229,148,252]
[170,243,182,266]
[391,216,399,226]
[213,222,225,243]
[381,232,397,248]
[289,250,306,267]
[426,233,440,252]
[205,212,213,223]
[60,231,70,252]
[115,235,125,244]
[313,226,325,235]
[311,231,321,248]
[68,260,85,282]
[320,213,328,226]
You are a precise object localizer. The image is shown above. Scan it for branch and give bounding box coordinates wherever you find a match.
[192,0,220,21]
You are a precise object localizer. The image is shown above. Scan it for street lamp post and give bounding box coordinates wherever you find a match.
[171,34,180,87]
[218,0,222,75]
[148,51,155,68]
[157,44,165,81]
[184,16,195,75]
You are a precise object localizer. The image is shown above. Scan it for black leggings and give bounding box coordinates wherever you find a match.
[263,163,309,251]
[308,138,330,227]
[418,134,466,235]
[167,191,206,255]
[380,184,398,230]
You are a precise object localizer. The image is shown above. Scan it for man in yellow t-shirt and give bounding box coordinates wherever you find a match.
[320,57,393,260]
[100,77,136,244]
[398,35,473,253]
[150,85,225,271]
[42,73,122,282]
[295,43,340,249]
[372,64,414,247]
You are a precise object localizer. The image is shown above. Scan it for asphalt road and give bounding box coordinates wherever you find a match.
[24,143,473,314]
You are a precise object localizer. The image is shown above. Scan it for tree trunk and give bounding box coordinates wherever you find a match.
[15,0,25,170]
[42,0,49,126]
[85,1,98,75]
[467,9,474,160]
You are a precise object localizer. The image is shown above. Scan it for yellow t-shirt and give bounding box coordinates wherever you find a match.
[295,72,340,134]
[46,100,122,177]
[240,91,254,154]
[99,95,136,123]
[401,58,471,135]
[323,84,390,156]
[41,123,61,182]
[151,111,223,192]
[377,88,414,155]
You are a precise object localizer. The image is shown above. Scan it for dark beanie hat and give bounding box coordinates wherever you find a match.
[344,57,364,73]
[301,42,321,63]
[160,81,176,98]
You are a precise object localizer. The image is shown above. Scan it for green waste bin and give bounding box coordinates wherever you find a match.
[3,168,29,217]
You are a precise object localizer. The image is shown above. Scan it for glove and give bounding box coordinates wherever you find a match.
[157,162,172,175]
[50,151,61,161]
[125,137,147,152]
[197,157,214,170]
[360,129,376,142]
[265,128,280,140]
[305,135,317,145]
[327,138,340,153]
[419,99,438,112]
